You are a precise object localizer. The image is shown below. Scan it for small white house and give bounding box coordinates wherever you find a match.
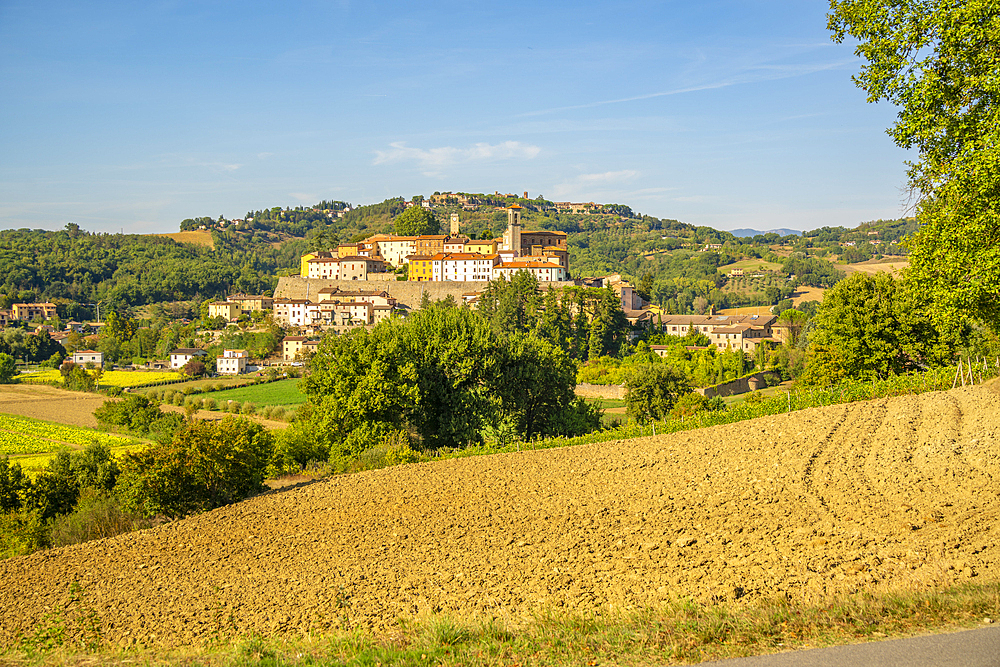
[71,350,103,367]
[170,348,206,370]
[216,349,248,375]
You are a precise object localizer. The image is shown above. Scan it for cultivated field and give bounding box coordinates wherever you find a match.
[154,230,215,248]
[206,378,307,407]
[841,256,910,277]
[2,381,998,649]
[0,384,109,428]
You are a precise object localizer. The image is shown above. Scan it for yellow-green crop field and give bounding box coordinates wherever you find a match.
[21,369,183,387]
[0,413,134,455]
[13,443,145,477]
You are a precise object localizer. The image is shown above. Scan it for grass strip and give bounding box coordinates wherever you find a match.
[5,581,997,666]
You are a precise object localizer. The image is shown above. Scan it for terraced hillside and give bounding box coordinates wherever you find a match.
[2,382,999,648]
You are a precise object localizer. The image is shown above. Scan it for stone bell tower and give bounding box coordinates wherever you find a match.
[503,204,522,254]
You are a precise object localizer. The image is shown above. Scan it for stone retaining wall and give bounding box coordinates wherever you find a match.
[274,277,577,310]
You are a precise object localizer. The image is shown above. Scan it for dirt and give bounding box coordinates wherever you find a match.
[0,384,108,428]
[841,257,910,277]
[154,231,215,249]
[2,382,999,649]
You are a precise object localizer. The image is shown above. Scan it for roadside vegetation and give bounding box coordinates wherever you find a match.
[4,581,998,665]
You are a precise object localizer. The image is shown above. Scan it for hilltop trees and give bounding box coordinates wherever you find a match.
[393,206,440,236]
[829,0,1000,331]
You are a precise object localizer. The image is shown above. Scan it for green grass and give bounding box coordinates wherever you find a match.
[720,258,784,272]
[6,581,998,665]
[582,397,626,410]
[207,379,307,408]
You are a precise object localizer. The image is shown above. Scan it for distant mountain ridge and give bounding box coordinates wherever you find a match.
[727,228,802,238]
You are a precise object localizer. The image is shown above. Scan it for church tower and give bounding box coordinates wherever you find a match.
[502,204,522,254]
[450,213,460,235]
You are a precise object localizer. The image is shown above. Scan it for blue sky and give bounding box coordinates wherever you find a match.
[0,0,911,235]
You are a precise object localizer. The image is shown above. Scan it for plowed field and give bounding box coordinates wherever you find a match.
[3,383,999,649]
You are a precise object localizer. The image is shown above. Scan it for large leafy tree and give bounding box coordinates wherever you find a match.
[393,206,440,236]
[829,0,1000,331]
[299,304,592,454]
[624,364,691,421]
[800,272,960,384]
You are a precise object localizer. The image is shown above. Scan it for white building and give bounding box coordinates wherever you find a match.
[368,234,417,267]
[431,252,499,282]
[492,259,568,282]
[71,350,103,367]
[216,349,249,375]
[170,348,206,370]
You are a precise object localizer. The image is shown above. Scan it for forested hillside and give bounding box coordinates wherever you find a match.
[0,225,293,313]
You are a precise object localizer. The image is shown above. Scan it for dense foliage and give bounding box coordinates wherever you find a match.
[116,416,274,518]
[292,302,600,461]
[0,225,280,311]
[829,0,1000,332]
[800,273,963,385]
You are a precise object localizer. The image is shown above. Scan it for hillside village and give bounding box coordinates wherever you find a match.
[0,192,915,386]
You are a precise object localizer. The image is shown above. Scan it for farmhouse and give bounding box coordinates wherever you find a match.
[169,348,206,370]
[71,350,104,367]
[216,349,249,375]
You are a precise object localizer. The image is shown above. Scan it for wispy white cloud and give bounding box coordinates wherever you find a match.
[288,192,317,202]
[577,170,638,183]
[372,141,541,168]
[550,169,639,199]
[519,58,854,118]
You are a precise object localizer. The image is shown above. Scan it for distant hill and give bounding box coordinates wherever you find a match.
[727,228,802,238]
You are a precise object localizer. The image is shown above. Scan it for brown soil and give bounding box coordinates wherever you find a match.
[3,383,999,649]
[0,384,108,428]
[841,257,910,277]
[154,231,215,249]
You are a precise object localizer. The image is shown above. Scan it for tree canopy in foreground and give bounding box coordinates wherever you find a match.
[829,0,1000,331]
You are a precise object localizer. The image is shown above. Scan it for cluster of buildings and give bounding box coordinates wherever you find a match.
[650,313,782,355]
[0,302,59,327]
[300,206,571,284]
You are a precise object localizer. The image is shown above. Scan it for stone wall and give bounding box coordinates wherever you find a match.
[699,370,782,399]
[574,383,626,399]
[274,277,577,310]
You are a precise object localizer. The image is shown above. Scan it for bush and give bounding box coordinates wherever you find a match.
[115,416,275,518]
[270,406,285,421]
[172,393,185,406]
[49,488,151,547]
[240,402,256,415]
[624,364,691,421]
[202,397,217,411]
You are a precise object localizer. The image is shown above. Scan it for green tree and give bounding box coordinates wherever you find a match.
[0,353,16,383]
[829,0,1000,331]
[624,364,691,421]
[393,207,440,236]
[800,272,960,384]
[103,310,138,343]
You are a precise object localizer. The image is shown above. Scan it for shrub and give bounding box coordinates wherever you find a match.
[270,406,286,421]
[172,393,185,406]
[49,488,151,547]
[115,416,275,518]
[202,397,217,411]
[240,402,256,416]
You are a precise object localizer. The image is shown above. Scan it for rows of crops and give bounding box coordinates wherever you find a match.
[0,413,133,457]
